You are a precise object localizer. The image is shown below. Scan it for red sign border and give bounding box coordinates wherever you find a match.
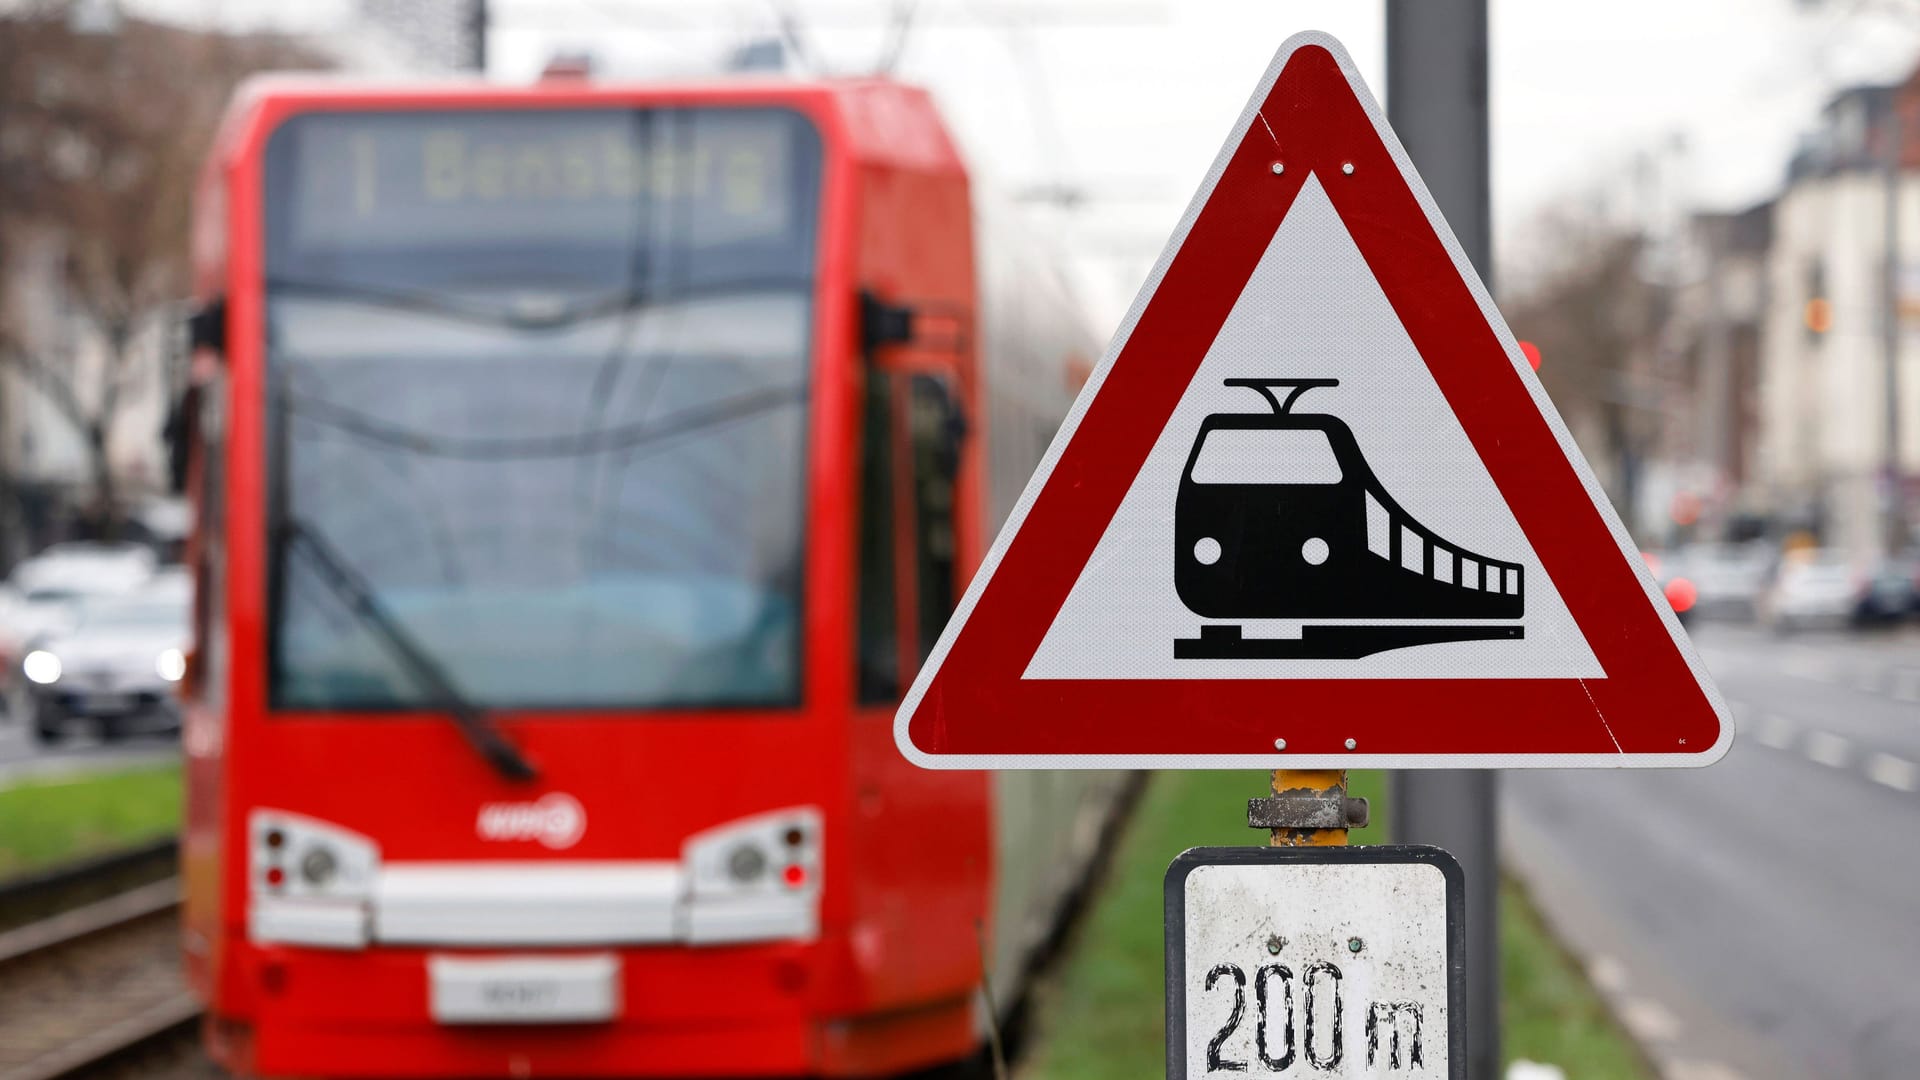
[896,32,1732,769]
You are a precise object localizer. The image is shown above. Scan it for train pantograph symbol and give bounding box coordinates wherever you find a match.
[1174,378,1525,660]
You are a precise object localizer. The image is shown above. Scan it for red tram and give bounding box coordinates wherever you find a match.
[177,72,1126,1077]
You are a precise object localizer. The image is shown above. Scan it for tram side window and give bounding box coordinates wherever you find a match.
[856,370,900,704]
[908,375,962,666]
[189,374,229,705]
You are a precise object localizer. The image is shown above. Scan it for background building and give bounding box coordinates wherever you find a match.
[1756,81,1920,560]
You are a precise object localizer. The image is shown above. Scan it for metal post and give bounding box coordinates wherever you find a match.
[1385,3,1501,1077]
[1266,770,1350,847]
[468,0,488,74]
[1884,96,1907,553]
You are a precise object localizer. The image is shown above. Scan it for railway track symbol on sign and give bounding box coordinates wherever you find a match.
[894,30,1732,769]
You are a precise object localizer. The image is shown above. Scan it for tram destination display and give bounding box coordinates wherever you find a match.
[1165,847,1464,1078]
[268,106,816,259]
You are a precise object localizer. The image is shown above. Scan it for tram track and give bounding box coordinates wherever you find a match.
[0,779,1148,1080]
[0,870,203,1080]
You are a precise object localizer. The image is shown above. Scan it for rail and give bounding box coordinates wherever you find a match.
[0,858,200,1080]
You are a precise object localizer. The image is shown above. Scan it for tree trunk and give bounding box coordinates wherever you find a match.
[86,419,117,541]
[0,460,20,574]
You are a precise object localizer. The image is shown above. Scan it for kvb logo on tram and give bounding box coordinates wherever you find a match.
[476,792,587,850]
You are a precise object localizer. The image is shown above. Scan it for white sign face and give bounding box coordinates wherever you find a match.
[1167,848,1461,1079]
[1025,177,1601,682]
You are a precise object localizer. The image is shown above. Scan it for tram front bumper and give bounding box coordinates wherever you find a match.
[247,806,823,951]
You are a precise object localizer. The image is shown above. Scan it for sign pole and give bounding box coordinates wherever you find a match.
[1252,769,1366,847]
[1385,3,1502,1075]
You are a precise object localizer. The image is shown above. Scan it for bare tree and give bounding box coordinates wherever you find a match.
[1502,208,1666,533]
[0,4,324,540]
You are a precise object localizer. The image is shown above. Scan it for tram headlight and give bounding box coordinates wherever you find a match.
[727,843,770,884]
[250,811,378,902]
[22,650,60,685]
[156,648,186,683]
[684,807,822,899]
[300,845,339,887]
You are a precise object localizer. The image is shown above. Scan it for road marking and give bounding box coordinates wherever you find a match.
[1755,714,1796,751]
[1893,670,1920,703]
[1667,1062,1750,1080]
[1566,915,1748,1080]
[1782,653,1835,683]
[1587,953,1628,993]
[1618,996,1683,1043]
[1866,752,1920,793]
[1805,731,1850,769]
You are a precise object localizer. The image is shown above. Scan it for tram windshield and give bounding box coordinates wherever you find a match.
[261,107,822,712]
[1187,427,1345,485]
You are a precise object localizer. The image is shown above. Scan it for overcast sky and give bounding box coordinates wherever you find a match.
[138,0,1920,318]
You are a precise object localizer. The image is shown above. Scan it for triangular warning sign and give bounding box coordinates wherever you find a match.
[897,32,1731,769]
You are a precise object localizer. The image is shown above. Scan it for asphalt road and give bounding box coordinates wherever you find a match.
[0,698,177,784]
[1507,621,1920,1080]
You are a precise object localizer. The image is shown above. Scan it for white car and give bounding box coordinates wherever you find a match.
[16,572,190,743]
[0,583,87,674]
[1684,543,1774,621]
[1762,552,1857,633]
[10,542,157,595]
[1,543,158,697]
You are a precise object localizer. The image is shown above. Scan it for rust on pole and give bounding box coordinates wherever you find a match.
[1249,769,1367,846]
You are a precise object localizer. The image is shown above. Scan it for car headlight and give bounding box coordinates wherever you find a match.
[156,648,185,682]
[22,650,60,685]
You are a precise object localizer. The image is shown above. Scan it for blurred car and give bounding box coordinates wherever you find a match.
[15,570,189,743]
[0,582,86,683]
[1899,549,1920,618]
[1854,558,1916,625]
[1682,542,1773,621]
[11,542,157,594]
[1761,551,1858,632]
[0,542,157,701]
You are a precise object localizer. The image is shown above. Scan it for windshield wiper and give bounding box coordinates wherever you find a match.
[278,515,538,783]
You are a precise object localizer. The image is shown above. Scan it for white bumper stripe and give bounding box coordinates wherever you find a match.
[685,894,819,945]
[375,862,684,946]
[250,896,369,949]
[247,806,822,950]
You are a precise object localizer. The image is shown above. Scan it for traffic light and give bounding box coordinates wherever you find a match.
[1803,296,1833,336]
[1804,261,1830,339]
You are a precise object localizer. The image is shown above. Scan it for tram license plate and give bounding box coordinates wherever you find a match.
[1165,847,1463,1079]
[429,954,619,1024]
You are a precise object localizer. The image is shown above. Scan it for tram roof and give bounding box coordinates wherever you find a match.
[209,72,966,177]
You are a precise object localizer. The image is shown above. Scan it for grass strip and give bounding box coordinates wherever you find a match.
[1018,769,1650,1079]
[0,764,182,880]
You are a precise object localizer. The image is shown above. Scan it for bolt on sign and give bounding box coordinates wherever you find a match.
[1166,847,1465,1078]
[894,31,1731,769]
